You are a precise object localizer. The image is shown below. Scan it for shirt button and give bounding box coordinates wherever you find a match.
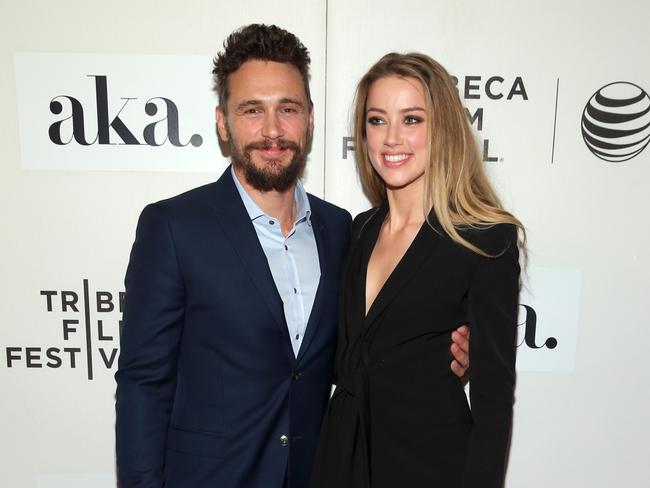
[284,245,288,251]
[269,220,275,225]
[280,435,289,446]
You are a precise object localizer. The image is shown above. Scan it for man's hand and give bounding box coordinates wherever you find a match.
[450,325,470,379]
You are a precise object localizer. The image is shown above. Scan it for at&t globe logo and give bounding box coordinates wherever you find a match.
[581,82,650,162]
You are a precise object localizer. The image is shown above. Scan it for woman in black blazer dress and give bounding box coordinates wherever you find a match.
[311,53,524,488]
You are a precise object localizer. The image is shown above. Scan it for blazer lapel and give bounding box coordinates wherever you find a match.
[296,197,329,363]
[211,169,292,356]
[363,208,441,328]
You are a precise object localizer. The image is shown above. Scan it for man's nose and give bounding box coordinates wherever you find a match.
[262,111,284,139]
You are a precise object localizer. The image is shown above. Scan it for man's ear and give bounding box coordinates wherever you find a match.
[216,105,230,141]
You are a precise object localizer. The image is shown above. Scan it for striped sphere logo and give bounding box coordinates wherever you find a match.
[581,82,650,162]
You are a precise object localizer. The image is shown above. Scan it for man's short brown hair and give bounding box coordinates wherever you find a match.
[212,24,312,113]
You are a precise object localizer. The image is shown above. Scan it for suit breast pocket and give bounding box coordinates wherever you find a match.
[166,426,229,459]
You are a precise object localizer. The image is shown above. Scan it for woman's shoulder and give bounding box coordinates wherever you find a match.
[351,205,384,238]
[352,207,381,224]
[458,222,519,257]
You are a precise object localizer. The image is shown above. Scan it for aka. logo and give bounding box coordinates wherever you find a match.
[581,82,650,162]
[49,75,203,148]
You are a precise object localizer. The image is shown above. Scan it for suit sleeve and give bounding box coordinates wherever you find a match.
[115,203,186,488]
[462,225,520,488]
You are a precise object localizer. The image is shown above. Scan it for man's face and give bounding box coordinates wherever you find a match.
[216,60,314,192]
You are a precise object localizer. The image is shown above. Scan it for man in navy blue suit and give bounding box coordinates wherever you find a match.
[115,24,469,488]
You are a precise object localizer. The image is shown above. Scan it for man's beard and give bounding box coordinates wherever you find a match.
[231,137,309,192]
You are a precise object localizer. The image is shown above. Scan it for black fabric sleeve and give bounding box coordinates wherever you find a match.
[462,224,520,488]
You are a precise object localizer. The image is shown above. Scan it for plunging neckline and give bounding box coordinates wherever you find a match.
[362,210,429,319]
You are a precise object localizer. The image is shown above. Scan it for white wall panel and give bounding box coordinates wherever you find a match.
[0,1,326,486]
[324,1,650,486]
[1,0,648,485]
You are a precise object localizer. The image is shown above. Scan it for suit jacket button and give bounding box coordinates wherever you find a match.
[292,371,301,380]
[280,435,289,447]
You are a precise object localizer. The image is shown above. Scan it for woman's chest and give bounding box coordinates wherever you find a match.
[345,237,477,346]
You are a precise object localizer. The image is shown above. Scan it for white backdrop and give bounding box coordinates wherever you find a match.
[1,0,649,486]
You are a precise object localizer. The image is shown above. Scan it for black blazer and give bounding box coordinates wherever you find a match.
[311,203,520,488]
[115,167,351,488]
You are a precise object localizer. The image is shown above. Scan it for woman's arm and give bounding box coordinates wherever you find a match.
[462,224,520,488]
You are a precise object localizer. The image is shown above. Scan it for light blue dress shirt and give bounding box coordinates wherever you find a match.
[231,167,321,357]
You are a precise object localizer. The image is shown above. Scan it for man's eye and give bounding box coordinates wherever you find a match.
[367,117,384,125]
[245,108,261,115]
[281,107,298,113]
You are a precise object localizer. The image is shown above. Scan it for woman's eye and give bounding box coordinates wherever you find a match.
[367,116,384,125]
[404,115,423,125]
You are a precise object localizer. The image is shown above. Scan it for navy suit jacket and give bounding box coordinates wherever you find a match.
[115,167,351,488]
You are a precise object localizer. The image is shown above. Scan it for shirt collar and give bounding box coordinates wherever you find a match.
[230,165,312,226]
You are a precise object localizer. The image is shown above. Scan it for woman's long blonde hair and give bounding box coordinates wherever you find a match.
[354,52,525,256]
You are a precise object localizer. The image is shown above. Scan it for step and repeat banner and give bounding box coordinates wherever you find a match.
[1,0,648,486]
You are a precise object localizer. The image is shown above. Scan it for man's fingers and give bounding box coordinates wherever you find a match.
[450,360,465,378]
[455,325,470,339]
[451,331,470,355]
[450,343,469,369]
[451,324,470,379]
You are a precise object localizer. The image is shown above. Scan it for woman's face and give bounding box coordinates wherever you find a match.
[365,76,429,194]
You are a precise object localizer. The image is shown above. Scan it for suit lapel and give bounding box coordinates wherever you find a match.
[211,168,293,358]
[296,197,328,363]
[363,207,441,328]
[356,204,386,326]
